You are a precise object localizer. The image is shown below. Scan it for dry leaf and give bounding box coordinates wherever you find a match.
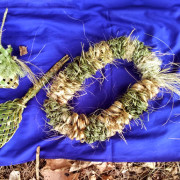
[69,161,101,172]
[101,175,113,180]
[41,169,68,180]
[19,46,28,56]
[9,171,21,180]
[41,159,81,180]
[96,162,108,173]
[122,169,128,174]
[68,173,80,180]
[45,159,72,170]
[89,175,96,180]
[143,162,156,169]
[41,169,79,180]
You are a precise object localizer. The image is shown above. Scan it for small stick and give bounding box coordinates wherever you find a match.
[36,146,40,180]
[0,8,8,45]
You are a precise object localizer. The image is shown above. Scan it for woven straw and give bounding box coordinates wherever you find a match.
[0,55,69,148]
[44,36,180,143]
[0,75,19,89]
[0,99,24,147]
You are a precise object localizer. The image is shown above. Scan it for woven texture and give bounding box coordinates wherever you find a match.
[0,44,24,88]
[44,37,163,143]
[0,99,23,147]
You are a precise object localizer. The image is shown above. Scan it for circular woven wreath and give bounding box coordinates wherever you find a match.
[43,35,180,143]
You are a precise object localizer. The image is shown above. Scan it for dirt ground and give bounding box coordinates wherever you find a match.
[0,160,180,180]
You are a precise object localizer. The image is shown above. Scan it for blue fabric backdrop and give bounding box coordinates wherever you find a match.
[0,0,180,166]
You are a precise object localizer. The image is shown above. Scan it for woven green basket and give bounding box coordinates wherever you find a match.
[0,9,33,89]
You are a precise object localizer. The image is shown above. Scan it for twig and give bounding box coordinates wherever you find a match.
[36,146,40,180]
[0,8,8,45]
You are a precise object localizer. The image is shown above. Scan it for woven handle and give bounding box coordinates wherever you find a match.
[21,55,69,105]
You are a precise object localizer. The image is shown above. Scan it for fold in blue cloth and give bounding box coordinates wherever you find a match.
[0,0,180,165]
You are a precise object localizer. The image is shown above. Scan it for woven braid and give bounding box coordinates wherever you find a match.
[107,37,162,79]
[0,99,24,147]
[87,79,159,142]
[97,101,132,137]
[47,41,114,105]
[121,79,159,119]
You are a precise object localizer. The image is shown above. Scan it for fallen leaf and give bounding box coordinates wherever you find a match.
[45,159,72,170]
[101,175,113,180]
[68,173,80,180]
[41,169,68,180]
[9,171,21,180]
[122,169,128,174]
[69,161,101,172]
[89,175,96,180]
[143,162,156,169]
[19,46,28,56]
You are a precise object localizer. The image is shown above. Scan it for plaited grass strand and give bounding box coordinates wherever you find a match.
[107,37,162,79]
[107,36,180,95]
[97,101,132,137]
[47,41,114,105]
[120,79,159,119]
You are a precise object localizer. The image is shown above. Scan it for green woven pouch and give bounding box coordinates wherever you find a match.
[0,9,34,89]
[0,99,24,147]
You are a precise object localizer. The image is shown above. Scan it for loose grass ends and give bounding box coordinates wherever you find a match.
[156,69,180,97]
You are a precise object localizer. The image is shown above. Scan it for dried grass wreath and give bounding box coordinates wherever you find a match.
[44,35,180,143]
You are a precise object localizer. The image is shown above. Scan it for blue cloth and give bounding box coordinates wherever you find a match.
[0,0,180,165]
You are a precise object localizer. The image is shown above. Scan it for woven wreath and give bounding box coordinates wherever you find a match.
[44,35,180,143]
